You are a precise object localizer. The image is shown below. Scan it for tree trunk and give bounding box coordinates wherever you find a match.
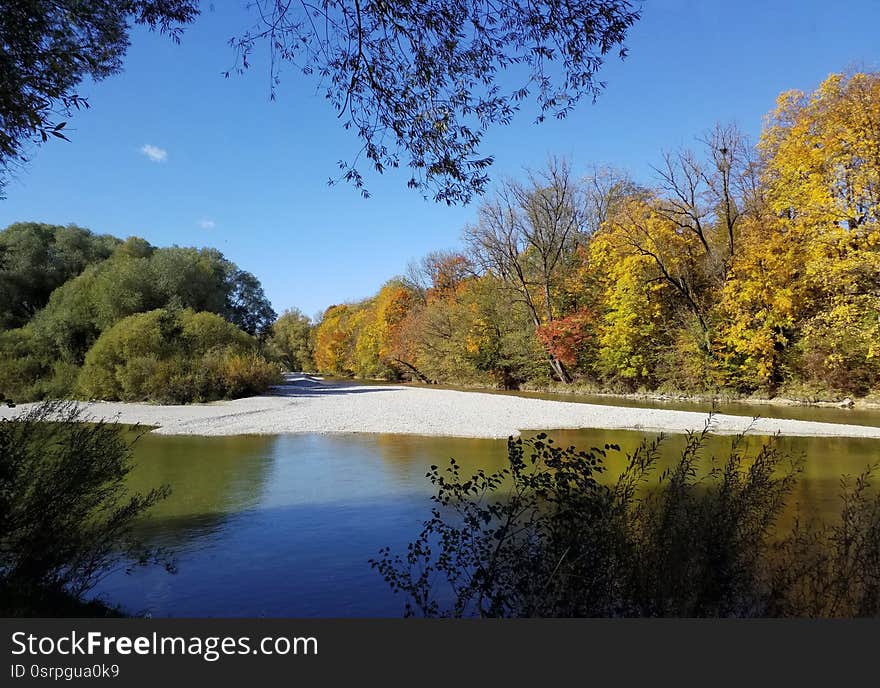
[549,356,573,384]
[527,308,572,384]
[394,358,433,384]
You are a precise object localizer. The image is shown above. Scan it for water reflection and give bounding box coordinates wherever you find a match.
[545,429,880,524]
[90,427,880,617]
[123,432,276,548]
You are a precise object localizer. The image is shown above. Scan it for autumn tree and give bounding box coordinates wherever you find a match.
[465,159,586,382]
[409,274,544,388]
[534,309,595,370]
[761,72,880,233]
[405,251,474,303]
[600,194,713,334]
[306,71,880,397]
[583,216,669,387]
[713,215,808,391]
[353,281,422,379]
[313,304,358,376]
[733,70,880,394]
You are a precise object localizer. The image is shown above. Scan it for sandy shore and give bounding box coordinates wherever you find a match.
[2,375,879,440]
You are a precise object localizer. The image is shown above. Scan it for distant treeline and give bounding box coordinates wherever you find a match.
[0,224,281,403]
[304,71,880,399]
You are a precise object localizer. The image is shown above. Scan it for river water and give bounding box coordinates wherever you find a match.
[91,400,880,617]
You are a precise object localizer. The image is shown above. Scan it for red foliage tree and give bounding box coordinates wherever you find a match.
[535,309,594,368]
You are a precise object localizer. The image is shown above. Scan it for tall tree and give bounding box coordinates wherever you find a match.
[465,159,584,382]
[652,123,755,272]
[0,222,119,328]
[270,308,314,372]
[761,71,880,233]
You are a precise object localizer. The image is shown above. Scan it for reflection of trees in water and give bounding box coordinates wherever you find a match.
[122,428,878,552]
[124,433,277,548]
[371,433,509,482]
[351,429,880,525]
[537,429,880,527]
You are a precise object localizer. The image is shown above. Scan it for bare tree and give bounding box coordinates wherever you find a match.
[701,123,756,258]
[464,159,585,382]
[651,123,755,282]
[653,148,714,256]
[581,164,642,240]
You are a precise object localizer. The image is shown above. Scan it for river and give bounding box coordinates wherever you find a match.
[91,399,880,617]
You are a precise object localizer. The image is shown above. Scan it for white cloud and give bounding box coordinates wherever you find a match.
[140,144,168,163]
[198,219,216,230]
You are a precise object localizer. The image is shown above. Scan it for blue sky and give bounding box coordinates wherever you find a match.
[1,0,878,317]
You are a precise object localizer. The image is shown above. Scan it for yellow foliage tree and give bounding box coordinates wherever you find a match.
[585,210,670,386]
[716,70,880,393]
[313,304,357,376]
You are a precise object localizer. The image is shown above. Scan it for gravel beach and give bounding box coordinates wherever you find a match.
[3,375,880,440]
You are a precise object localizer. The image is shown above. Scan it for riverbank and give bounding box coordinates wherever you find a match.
[521,385,880,410]
[2,375,879,440]
[395,379,880,411]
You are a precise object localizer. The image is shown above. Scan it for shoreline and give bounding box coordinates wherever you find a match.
[525,388,880,410]
[2,375,879,440]
[387,379,880,411]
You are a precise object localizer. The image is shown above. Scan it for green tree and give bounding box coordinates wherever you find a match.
[25,239,277,364]
[270,308,314,372]
[224,268,277,336]
[0,222,119,328]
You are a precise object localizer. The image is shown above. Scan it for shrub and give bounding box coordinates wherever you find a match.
[0,402,171,615]
[0,328,45,401]
[372,424,880,617]
[213,351,282,398]
[77,308,281,403]
[179,309,253,355]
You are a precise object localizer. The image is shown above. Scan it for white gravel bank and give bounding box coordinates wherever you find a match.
[2,376,879,440]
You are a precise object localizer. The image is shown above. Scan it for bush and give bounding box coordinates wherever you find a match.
[0,402,171,615]
[77,308,281,403]
[212,351,282,398]
[179,309,253,354]
[372,423,880,617]
[0,328,45,401]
